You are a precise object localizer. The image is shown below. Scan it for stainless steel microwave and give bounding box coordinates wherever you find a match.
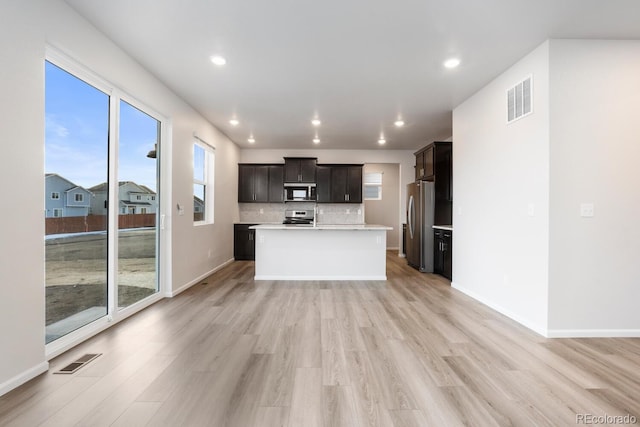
[284,183,316,201]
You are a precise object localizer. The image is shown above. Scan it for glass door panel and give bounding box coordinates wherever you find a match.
[44,61,109,344]
[117,100,159,309]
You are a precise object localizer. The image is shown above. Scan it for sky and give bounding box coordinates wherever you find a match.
[45,61,158,192]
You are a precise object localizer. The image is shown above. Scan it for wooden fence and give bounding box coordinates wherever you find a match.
[45,214,156,235]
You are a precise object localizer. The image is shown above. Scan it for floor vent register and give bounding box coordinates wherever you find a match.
[55,353,102,374]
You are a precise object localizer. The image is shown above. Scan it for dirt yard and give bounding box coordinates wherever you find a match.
[45,228,157,325]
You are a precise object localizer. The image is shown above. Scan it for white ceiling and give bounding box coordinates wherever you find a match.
[64,0,640,151]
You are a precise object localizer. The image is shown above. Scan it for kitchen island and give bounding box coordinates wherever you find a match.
[250,224,392,280]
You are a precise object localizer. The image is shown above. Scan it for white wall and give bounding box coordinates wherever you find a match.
[547,40,640,336]
[0,0,239,395]
[364,164,401,249]
[240,149,415,250]
[452,42,551,335]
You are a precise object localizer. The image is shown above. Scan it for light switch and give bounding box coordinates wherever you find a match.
[580,203,594,217]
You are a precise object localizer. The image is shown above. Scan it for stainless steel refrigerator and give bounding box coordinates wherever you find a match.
[406,181,435,272]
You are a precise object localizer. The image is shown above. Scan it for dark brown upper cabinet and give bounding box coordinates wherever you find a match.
[316,164,363,203]
[238,164,284,203]
[415,141,453,224]
[284,157,317,183]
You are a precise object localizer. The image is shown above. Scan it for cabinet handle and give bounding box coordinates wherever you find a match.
[346,194,350,201]
[249,234,253,241]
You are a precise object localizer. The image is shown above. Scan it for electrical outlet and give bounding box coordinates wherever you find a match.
[346,208,350,214]
[259,208,264,214]
[357,209,362,215]
[319,209,324,215]
[580,203,594,217]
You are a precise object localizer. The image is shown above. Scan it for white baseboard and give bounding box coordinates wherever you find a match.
[451,281,548,337]
[168,258,235,297]
[0,361,49,397]
[255,275,387,281]
[547,329,640,338]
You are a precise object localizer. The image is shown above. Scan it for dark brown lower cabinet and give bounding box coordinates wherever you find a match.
[434,229,452,280]
[234,224,256,260]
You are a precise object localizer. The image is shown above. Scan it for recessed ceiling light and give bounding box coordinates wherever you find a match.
[210,56,227,66]
[394,120,405,127]
[444,58,460,69]
[313,137,320,144]
[378,138,386,145]
[311,119,321,126]
[248,137,255,144]
[229,119,239,126]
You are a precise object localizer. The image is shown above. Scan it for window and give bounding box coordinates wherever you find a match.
[140,207,147,214]
[364,172,383,200]
[151,196,155,201]
[51,192,60,199]
[193,141,215,224]
[75,193,84,202]
[53,208,63,217]
[136,195,141,200]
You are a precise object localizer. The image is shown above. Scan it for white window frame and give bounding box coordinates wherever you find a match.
[53,208,63,217]
[45,45,171,360]
[193,140,215,225]
[364,172,383,200]
[75,193,84,202]
[51,192,60,199]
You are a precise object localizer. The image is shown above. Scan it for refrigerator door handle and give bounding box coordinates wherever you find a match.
[408,195,415,239]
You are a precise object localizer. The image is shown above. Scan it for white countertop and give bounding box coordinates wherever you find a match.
[432,225,453,231]
[251,223,392,231]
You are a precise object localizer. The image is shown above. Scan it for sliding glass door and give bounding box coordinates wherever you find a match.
[117,100,159,309]
[44,58,161,344]
[44,61,109,343]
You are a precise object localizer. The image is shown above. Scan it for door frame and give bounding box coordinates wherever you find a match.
[44,46,172,360]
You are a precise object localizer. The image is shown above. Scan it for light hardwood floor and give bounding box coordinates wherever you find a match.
[1,252,639,426]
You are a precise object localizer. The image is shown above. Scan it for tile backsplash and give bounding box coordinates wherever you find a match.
[239,203,364,224]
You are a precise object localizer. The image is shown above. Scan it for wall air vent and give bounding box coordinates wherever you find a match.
[507,75,532,123]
